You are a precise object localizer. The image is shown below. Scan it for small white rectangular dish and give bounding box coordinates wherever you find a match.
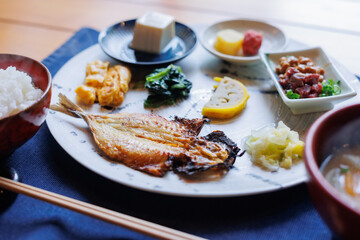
[260,47,357,114]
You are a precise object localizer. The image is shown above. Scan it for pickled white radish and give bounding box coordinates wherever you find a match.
[244,121,304,171]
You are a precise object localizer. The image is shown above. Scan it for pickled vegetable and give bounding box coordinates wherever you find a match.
[242,30,262,56]
[202,77,249,119]
[244,121,304,171]
[214,29,244,56]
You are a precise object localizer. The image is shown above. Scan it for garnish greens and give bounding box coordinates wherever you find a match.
[285,79,341,99]
[340,164,350,174]
[320,79,341,97]
[144,64,192,108]
[286,90,300,99]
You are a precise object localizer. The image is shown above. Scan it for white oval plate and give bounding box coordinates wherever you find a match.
[200,19,287,63]
[46,36,360,197]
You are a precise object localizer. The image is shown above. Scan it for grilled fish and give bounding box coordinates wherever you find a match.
[51,94,240,177]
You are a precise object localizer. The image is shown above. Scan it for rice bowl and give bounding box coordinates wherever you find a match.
[0,54,51,158]
[0,66,43,119]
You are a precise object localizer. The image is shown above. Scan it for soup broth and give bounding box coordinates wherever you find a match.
[321,146,360,209]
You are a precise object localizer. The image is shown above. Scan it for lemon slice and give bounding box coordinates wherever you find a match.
[202,77,249,119]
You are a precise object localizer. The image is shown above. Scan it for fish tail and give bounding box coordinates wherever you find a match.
[50,93,86,119]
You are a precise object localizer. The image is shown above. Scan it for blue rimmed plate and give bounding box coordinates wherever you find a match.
[98,19,197,65]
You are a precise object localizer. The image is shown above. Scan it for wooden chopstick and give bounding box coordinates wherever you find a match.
[0,176,205,240]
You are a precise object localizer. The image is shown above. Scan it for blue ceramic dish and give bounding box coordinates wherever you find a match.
[98,19,197,65]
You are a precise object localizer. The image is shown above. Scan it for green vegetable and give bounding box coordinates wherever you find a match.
[144,64,192,108]
[340,165,350,174]
[320,79,341,97]
[286,90,300,99]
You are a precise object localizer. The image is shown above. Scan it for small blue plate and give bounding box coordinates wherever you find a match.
[98,19,197,65]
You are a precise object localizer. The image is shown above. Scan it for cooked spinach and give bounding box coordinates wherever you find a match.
[144,64,192,108]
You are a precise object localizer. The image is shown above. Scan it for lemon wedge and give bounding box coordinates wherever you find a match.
[202,77,249,119]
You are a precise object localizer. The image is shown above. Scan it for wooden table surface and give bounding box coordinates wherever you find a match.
[1,0,360,76]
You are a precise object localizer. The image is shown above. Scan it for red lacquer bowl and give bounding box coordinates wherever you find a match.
[304,104,360,239]
[0,54,52,158]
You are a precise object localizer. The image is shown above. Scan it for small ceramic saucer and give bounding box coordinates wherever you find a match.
[200,19,287,63]
[98,19,197,65]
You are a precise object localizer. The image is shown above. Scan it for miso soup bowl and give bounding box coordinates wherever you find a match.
[0,54,52,158]
[304,103,360,239]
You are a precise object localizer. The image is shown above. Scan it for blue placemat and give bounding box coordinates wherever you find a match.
[0,27,334,240]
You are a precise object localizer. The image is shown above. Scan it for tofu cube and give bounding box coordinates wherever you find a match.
[131,12,175,54]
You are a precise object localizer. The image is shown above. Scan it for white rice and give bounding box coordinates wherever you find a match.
[0,66,43,119]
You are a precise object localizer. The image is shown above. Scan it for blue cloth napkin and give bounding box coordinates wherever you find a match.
[0,28,334,240]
